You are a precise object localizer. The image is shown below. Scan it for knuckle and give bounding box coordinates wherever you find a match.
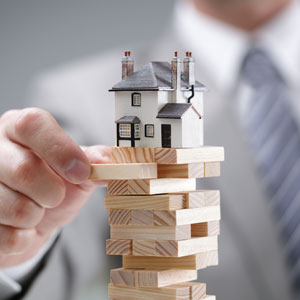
[5,229,25,252]
[14,108,49,137]
[0,109,18,123]
[10,196,45,228]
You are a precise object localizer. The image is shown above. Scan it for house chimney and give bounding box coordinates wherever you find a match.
[171,51,181,101]
[183,52,195,86]
[122,51,134,79]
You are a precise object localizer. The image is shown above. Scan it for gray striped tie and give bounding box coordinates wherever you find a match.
[240,48,300,297]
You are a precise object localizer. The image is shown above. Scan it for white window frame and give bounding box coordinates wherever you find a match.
[119,124,131,138]
[145,124,154,138]
[132,93,141,106]
[134,124,140,138]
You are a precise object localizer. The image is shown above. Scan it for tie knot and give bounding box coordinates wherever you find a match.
[241,48,282,88]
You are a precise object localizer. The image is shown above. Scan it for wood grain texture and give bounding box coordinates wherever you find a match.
[111,147,155,163]
[157,163,204,178]
[109,210,154,226]
[106,239,132,255]
[109,206,220,226]
[191,221,220,237]
[123,251,218,270]
[90,163,157,180]
[108,283,190,300]
[155,147,225,164]
[204,162,220,177]
[110,224,191,241]
[105,194,185,210]
[177,282,206,300]
[135,269,197,287]
[173,190,220,208]
[154,206,221,226]
[110,269,197,288]
[107,178,196,195]
[132,236,218,257]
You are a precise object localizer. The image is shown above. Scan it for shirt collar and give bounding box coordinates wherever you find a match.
[174,0,300,92]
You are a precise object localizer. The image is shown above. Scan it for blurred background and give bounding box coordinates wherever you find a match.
[0,0,174,114]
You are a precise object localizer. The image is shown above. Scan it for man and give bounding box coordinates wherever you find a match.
[0,0,299,299]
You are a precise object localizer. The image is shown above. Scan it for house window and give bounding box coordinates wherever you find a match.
[119,124,131,138]
[132,93,141,106]
[145,124,154,137]
[134,124,140,138]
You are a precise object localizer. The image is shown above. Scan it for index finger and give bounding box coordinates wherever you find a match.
[3,108,90,184]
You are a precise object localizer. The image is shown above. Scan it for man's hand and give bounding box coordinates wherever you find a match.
[0,108,111,268]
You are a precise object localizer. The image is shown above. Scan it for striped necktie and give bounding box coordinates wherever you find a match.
[240,48,300,298]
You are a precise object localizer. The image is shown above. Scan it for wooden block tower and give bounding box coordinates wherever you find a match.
[90,51,225,300]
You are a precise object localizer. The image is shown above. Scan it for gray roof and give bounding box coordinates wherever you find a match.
[110,62,207,92]
[115,116,141,123]
[156,103,201,119]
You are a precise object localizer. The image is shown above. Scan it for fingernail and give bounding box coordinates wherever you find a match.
[65,159,91,184]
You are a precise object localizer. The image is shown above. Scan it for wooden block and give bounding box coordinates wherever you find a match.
[105,194,185,210]
[123,251,218,270]
[110,268,134,286]
[155,147,224,164]
[111,224,191,241]
[191,221,220,237]
[205,296,216,300]
[177,282,206,300]
[109,206,220,226]
[108,283,190,300]
[204,162,220,177]
[111,147,155,163]
[106,239,132,255]
[157,163,204,178]
[174,190,220,208]
[154,206,221,226]
[109,210,154,225]
[107,178,196,195]
[133,236,218,257]
[90,163,157,180]
[135,269,197,288]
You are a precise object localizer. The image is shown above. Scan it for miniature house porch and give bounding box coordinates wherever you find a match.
[110,52,207,148]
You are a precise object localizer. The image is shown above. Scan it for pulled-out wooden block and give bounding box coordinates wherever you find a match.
[106,239,132,255]
[154,206,220,226]
[155,147,224,164]
[110,268,197,288]
[111,147,155,163]
[177,282,206,300]
[109,206,220,226]
[132,236,218,257]
[123,251,218,270]
[204,162,221,177]
[173,190,220,208]
[191,221,220,237]
[108,283,190,300]
[89,163,157,180]
[111,224,191,241]
[107,178,196,195]
[157,163,204,178]
[105,194,185,210]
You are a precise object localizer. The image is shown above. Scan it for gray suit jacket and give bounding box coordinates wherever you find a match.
[24,35,294,300]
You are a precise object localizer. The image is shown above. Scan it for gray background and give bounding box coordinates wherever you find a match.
[0,0,175,114]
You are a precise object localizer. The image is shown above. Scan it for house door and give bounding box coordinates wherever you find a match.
[161,124,171,148]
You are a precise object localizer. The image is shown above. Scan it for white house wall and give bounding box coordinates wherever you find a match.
[182,111,203,147]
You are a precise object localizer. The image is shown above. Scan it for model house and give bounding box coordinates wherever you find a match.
[109,51,207,148]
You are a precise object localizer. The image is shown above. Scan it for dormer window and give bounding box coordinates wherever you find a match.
[132,93,141,106]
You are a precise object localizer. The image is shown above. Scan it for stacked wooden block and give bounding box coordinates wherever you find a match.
[90,146,224,300]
